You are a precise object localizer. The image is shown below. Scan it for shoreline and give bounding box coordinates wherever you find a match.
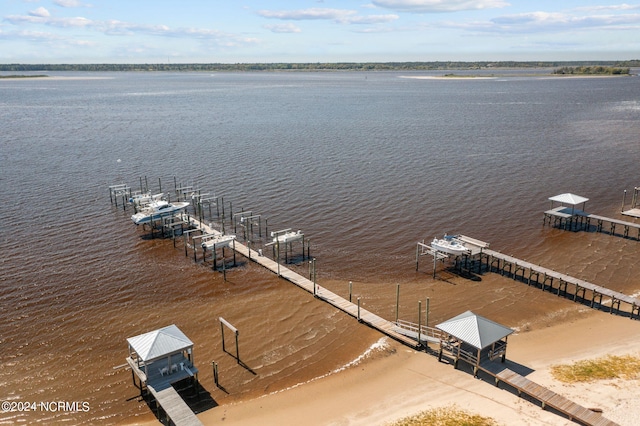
[400,74,633,80]
[0,75,113,80]
[127,307,640,426]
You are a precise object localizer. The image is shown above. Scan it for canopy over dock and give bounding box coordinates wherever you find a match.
[548,193,589,216]
[436,311,514,375]
[436,310,513,350]
[127,324,194,367]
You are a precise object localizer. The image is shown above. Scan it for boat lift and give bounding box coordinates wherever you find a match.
[199,234,237,271]
[266,228,306,266]
[416,235,489,278]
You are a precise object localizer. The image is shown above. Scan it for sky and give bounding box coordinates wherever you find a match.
[1,0,639,63]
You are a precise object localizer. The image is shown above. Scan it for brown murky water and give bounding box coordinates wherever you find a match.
[1,71,639,424]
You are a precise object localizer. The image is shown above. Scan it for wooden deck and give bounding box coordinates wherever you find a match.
[482,366,619,426]
[482,248,640,319]
[622,207,640,218]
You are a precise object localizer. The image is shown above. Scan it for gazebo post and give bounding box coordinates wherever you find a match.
[502,336,508,363]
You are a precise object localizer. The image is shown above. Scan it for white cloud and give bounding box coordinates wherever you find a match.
[257,8,398,25]
[371,0,509,13]
[258,8,357,21]
[264,23,302,33]
[29,7,50,18]
[490,11,640,32]
[575,4,640,13]
[7,13,92,27]
[347,14,399,24]
[54,0,89,7]
[440,9,640,35]
[4,11,260,47]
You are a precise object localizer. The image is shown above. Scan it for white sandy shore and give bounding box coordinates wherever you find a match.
[129,309,640,426]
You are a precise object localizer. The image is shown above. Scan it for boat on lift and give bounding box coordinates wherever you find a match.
[129,192,164,207]
[201,234,236,250]
[271,230,304,244]
[431,234,470,255]
[131,200,190,225]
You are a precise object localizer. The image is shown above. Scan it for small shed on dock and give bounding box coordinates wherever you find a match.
[127,324,195,381]
[436,311,513,375]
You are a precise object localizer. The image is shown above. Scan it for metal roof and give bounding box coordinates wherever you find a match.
[435,311,513,350]
[127,324,193,362]
[548,193,589,205]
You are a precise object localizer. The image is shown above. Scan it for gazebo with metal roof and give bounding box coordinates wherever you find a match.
[126,324,196,384]
[548,193,589,216]
[436,311,514,376]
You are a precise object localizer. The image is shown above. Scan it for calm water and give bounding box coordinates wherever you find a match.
[1,71,639,424]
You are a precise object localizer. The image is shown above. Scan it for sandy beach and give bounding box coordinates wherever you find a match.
[126,304,639,426]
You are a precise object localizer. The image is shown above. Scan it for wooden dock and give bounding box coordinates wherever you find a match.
[480,248,640,319]
[184,216,421,349]
[544,206,640,240]
[482,365,619,426]
[126,357,203,426]
[147,384,203,426]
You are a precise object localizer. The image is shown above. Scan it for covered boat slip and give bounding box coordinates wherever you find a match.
[126,325,202,426]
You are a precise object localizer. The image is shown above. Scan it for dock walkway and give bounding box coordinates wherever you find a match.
[147,384,203,426]
[185,216,420,348]
[126,357,203,426]
[482,248,640,319]
[482,365,618,426]
[544,206,640,239]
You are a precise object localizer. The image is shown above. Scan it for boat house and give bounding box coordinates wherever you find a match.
[126,324,202,425]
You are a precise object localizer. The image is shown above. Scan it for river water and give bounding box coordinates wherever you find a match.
[1,70,639,424]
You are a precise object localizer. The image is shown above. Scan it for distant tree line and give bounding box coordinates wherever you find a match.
[552,66,631,75]
[1,61,639,72]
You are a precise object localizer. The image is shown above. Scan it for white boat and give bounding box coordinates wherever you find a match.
[431,235,470,255]
[201,234,236,250]
[131,200,190,225]
[129,192,164,208]
[271,230,304,244]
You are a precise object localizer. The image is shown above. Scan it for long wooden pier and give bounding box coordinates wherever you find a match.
[184,216,421,349]
[480,248,640,319]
